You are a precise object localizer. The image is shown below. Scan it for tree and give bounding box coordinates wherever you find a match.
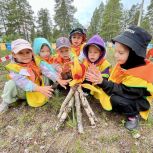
[1,0,34,41]
[54,0,76,35]
[37,8,52,41]
[146,0,153,36]
[128,4,140,26]
[71,18,84,30]
[88,2,105,37]
[100,0,122,41]
[141,16,151,31]
[0,0,8,34]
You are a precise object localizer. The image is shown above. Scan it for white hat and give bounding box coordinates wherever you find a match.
[11,39,32,54]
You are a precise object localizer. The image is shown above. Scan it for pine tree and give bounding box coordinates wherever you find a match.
[100,0,122,41]
[0,0,8,34]
[128,4,140,26]
[146,0,153,36]
[71,18,84,30]
[37,8,52,41]
[54,0,76,35]
[4,0,34,40]
[141,16,151,31]
[88,2,105,37]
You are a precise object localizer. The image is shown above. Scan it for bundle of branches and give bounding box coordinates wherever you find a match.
[55,85,98,133]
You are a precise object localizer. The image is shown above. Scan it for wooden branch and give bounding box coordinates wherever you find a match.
[78,86,98,127]
[55,97,75,131]
[75,90,84,133]
[57,88,75,119]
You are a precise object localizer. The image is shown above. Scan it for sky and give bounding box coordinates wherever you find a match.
[28,0,151,27]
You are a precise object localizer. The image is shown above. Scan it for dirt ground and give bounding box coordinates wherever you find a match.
[1,51,153,153]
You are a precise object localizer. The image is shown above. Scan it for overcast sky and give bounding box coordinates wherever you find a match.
[28,0,150,27]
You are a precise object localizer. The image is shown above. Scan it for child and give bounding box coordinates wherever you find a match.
[83,34,111,78]
[33,37,54,64]
[69,28,86,58]
[33,37,62,86]
[0,39,70,113]
[82,34,111,96]
[54,37,73,80]
[86,26,153,130]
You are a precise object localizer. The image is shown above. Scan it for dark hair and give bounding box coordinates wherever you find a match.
[41,43,50,50]
[121,48,146,69]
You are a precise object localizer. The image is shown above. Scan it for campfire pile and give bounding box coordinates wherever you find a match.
[55,85,98,133]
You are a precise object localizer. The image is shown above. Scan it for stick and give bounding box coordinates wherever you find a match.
[57,88,75,118]
[55,97,75,130]
[75,90,84,133]
[78,86,98,127]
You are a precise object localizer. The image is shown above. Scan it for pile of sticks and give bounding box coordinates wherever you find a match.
[55,85,98,133]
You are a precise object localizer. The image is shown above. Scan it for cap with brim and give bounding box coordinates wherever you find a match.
[56,37,71,50]
[56,45,70,50]
[11,39,32,54]
[71,31,83,35]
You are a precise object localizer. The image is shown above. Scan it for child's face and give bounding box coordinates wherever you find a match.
[71,33,83,47]
[40,45,51,59]
[58,47,70,60]
[114,42,129,65]
[88,45,101,63]
[13,49,33,63]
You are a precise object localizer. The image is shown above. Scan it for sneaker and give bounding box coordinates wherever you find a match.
[124,115,139,130]
[0,103,8,114]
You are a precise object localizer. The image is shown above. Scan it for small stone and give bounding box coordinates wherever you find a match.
[24,149,29,153]
[6,125,14,129]
[40,146,45,149]
[133,133,141,139]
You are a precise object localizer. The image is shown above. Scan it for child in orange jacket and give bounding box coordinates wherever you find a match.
[53,37,73,80]
[69,28,86,61]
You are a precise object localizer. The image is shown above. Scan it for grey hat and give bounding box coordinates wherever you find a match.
[56,37,71,50]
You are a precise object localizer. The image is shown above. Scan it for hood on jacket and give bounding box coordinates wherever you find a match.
[33,37,53,55]
[83,34,106,64]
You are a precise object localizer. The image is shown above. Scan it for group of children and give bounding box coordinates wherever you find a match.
[1,26,153,131]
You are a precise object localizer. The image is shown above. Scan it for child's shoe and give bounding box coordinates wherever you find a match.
[124,115,139,130]
[0,102,8,114]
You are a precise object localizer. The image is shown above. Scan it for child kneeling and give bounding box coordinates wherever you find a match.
[0,39,70,113]
[86,26,153,130]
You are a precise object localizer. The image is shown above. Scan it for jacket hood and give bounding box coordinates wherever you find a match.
[33,37,53,55]
[83,34,106,64]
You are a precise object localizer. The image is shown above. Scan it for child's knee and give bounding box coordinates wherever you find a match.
[4,80,16,90]
[1,80,18,103]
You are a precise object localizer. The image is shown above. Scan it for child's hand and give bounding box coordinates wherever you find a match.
[87,64,100,74]
[57,79,71,89]
[86,67,103,85]
[35,86,54,98]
